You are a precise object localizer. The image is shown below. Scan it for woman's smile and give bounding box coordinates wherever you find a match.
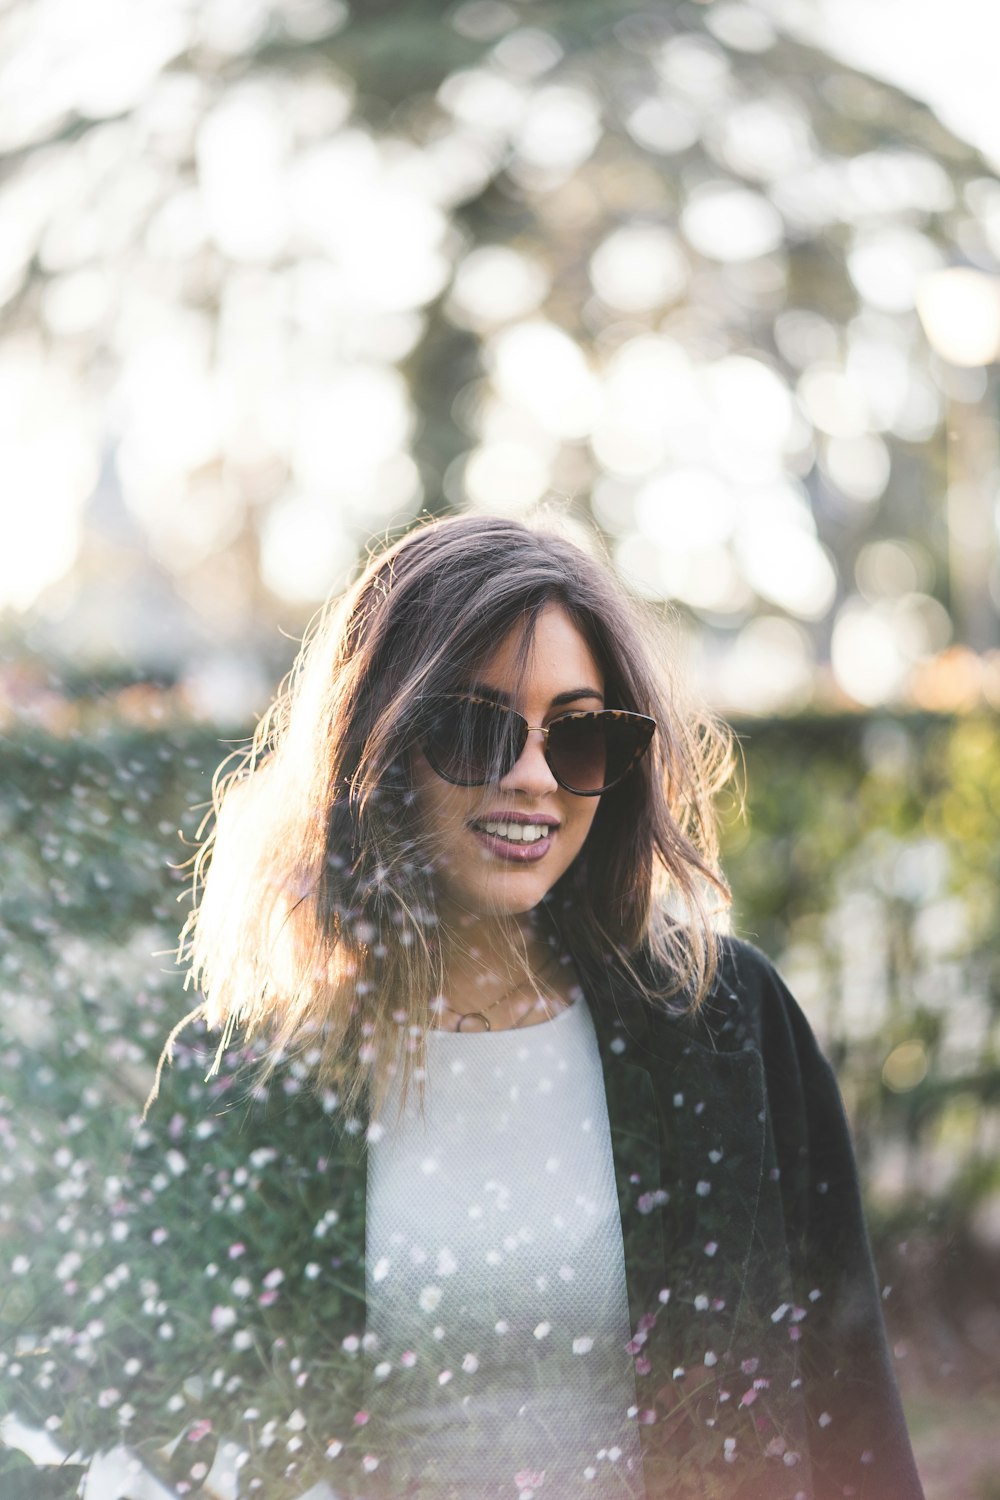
[467,810,560,862]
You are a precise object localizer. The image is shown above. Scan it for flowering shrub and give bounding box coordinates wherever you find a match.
[0,733,368,1494]
[2,715,999,1493]
[4,1007,383,1493]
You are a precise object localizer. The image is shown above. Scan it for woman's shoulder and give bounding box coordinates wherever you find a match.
[642,933,814,1060]
[700,936,836,1087]
[712,933,793,1015]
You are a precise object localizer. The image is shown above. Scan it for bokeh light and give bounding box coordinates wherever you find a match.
[0,0,997,721]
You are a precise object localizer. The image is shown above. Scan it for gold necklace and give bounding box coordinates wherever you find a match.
[434,947,561,1032]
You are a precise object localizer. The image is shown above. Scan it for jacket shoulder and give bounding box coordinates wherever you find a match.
[681,935,814,1059]
[714,934,785,1002]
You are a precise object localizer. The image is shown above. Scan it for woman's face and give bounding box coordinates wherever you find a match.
[409,603,605,920]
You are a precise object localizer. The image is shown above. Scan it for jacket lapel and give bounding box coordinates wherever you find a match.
[585,957,776,1345]
[585,958,809,1495]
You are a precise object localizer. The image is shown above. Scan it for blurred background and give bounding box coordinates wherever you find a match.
[2,1,999,1496]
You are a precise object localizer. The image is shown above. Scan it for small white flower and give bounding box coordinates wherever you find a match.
[572,1337,593,1355]
[418,1286,442,1314]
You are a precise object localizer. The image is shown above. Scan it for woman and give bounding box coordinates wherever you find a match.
[179,514,924,1500]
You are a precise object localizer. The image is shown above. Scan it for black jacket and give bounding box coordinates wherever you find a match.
[573,937,925,1500]
[137,938,921,1500]
[346,938,925,1500]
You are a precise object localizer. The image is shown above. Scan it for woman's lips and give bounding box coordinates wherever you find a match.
[472,827,554,863]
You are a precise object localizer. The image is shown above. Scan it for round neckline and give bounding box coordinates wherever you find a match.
[426,996,581,1040]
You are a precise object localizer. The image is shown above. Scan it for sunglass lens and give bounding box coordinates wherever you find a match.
[547,714,651,793]
[422,699,522,785]
[546,715,608,793]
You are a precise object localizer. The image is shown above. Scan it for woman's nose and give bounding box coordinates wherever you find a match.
[499,727,558,794]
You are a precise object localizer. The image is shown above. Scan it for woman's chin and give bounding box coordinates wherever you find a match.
[437,869,553,921]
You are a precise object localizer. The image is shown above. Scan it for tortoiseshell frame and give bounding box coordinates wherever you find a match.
[419,694,657,796]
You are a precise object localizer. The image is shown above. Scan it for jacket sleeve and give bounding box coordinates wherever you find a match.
[745,946,925,1500]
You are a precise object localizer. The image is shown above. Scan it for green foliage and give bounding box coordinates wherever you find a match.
[2,714,999,1489]
[722,713,1000,1265]
[0,1446,85,1500]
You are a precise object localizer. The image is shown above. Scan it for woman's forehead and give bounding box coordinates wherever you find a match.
[470,603,604,695]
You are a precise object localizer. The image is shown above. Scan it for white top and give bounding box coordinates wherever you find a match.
[365,996,646,1499]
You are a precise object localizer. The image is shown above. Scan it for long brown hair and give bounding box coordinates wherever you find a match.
[172,515,733,1115]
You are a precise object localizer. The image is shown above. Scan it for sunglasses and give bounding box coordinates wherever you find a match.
[418,695,656,796]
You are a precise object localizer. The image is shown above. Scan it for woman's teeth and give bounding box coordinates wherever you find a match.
[479,821,550,843]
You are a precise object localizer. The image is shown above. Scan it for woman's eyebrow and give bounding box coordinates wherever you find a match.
[550,687,605,707]
[464,683,605,707]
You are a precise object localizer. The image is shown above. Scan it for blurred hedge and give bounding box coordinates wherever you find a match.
[1,713,998,1490]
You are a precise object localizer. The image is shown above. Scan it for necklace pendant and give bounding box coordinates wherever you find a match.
[456,1011,491,1032]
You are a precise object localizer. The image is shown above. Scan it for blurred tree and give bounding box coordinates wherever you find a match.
[3,0,1000,715]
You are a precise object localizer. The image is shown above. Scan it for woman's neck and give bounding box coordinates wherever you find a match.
[431,906,562,1029]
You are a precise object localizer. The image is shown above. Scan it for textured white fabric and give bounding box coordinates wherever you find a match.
[365,997,646,1498]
